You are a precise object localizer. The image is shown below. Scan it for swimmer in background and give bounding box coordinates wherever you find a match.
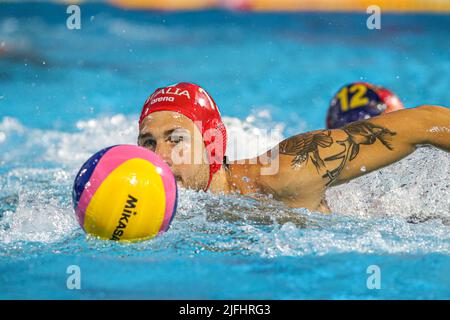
[137,82,450,213]
[326,82,405,129]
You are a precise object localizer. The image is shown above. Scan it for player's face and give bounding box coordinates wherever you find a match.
[138,111,210,190]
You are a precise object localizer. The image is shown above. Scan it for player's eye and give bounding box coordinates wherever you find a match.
[168,135,183,144]
[141,139,156,150]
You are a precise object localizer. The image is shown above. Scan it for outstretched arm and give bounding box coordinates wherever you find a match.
[260,105,449,205]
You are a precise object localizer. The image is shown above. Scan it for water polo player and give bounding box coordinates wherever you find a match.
[138,82,450,213]
[326,82,405,129]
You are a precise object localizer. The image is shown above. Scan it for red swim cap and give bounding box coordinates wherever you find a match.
[373,85,404,113]
[139,82,227,191]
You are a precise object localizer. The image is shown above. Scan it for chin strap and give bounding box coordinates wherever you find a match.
[204,156,228,192]
[204,174,213,192]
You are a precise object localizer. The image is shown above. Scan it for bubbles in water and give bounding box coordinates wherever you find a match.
[326,147,450,220]
[0,168,79,245]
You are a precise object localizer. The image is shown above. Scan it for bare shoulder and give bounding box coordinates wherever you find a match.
[252,138,330,207]
[255,121,399,204]
[241,105,449,211]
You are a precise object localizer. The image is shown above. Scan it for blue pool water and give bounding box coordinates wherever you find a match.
[0,2,449,299]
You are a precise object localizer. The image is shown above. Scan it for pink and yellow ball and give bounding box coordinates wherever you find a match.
[72,145,177,242]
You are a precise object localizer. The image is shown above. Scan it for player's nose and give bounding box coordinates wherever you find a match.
[155,142,173,167]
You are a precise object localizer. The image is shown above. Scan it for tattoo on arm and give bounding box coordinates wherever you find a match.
[279,130,333,172]
[279,121,397,186]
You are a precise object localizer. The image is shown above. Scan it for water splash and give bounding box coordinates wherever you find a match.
[0,113,449,259]
[326,147,450,221]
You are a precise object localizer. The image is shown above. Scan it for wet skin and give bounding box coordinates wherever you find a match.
[139,106,450,213]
